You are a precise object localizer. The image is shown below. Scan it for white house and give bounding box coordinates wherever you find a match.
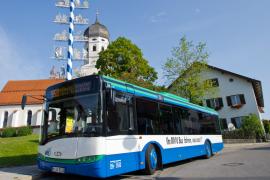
[0,79,63,130]
[201,65,264,130]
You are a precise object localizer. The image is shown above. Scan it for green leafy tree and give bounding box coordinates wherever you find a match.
[242,114,265,139]
[163,36,215,104]
[96,37,158,89]
[263,120,270,134]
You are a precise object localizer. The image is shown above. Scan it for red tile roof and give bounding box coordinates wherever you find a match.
[0,79,64,106]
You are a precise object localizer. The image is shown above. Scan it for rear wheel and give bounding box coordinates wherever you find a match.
[145,144,158,175]
[204,141,212,159]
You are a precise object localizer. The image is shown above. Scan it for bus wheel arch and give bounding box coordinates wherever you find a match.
[204,139,213,159]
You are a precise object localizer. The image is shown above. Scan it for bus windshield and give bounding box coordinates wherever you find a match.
[40,93,102,144]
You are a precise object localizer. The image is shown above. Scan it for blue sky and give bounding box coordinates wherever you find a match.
[0,0,269,119]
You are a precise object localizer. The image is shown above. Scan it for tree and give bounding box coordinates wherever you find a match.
[163,36,215,104]
[263,120,270,134]
[96,37,158,89]
[241,114,265,139]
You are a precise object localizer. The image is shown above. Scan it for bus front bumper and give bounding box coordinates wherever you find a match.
[37,157,107,178]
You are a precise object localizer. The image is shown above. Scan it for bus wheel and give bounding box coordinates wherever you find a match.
[204,141,212,159]
[145,144,158,175]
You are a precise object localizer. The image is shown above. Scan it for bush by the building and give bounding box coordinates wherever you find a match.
[17,126,32,136]
[222,129,256,139]
[263,120,270,134]
[1,126,33,138]
[1,128,17,137]
[241,114,265,139]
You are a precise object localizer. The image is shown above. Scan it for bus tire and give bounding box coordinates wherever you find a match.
[204,140,212,159]
[145,144,158,175]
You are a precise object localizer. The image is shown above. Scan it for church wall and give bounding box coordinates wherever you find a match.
[0,104,43,129]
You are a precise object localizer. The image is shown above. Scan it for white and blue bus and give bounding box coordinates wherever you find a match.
[36,75,223,178]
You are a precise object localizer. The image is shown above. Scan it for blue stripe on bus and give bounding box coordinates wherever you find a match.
[38,142,223,178]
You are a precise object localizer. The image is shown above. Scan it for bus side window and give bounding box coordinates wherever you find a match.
[107,91,133,134]
[173,107,182,135]
[136,98,159,135]
[159,104,173,135]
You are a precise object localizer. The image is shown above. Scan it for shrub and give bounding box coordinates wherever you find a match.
[17,126,32,136]
[263,120,270,134]
[1,128,17,137]
[222,129,255,139]
[241,114,264,139]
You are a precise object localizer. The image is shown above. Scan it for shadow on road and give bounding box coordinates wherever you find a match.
[246,146,270,151]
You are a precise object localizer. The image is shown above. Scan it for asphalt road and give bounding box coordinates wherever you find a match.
[1,143,270,180]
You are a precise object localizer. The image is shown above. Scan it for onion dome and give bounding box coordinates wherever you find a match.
[84,15,109,39]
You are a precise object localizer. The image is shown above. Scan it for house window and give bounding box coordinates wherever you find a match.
[101,46,105,51]
[93,45,97,51]
[220,118,228,130]
[231,117,244,129]
[27,110,32,126]
[3,111,8,128]
[206,97,223,110]
[227,94,245,108]
[207,78,219,87]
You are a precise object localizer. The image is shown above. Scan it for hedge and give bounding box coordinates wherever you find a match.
[1,126,33,138]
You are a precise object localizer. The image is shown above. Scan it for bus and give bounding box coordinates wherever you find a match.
[35,75,223,178]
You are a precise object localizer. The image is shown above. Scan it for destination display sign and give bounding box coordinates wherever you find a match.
[46,76,100,101]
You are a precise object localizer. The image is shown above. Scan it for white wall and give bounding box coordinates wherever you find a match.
[0,104,43,128]
[201,69,262,125]
[80,36,109,76]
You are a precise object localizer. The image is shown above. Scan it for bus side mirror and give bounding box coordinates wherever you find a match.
[21,95,27,110]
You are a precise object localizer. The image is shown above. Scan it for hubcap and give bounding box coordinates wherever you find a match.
[150,149,157,169]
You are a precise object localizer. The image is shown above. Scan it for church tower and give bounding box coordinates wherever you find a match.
[80,13,110,76]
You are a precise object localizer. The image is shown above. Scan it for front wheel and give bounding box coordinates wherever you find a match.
[145,144,158,175]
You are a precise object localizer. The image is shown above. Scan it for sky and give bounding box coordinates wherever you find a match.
[0,0,269,119]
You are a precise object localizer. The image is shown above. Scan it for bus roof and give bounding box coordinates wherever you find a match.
[102,75,218,116]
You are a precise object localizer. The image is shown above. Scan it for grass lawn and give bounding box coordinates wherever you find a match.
[0,134,39,167]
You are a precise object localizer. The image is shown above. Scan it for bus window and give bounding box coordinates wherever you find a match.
[198,113,220,134]
[173,107,182,134]
[159,104,173,135]
[136,98,159,135]
[107,91,131,134]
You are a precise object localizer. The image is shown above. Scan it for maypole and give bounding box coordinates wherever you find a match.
[67,0,75,80]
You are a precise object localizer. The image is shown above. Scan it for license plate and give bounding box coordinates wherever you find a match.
[52,167,65,173]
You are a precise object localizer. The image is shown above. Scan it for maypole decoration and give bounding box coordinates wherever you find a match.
[67,0,74,80]
[52,0,89,80]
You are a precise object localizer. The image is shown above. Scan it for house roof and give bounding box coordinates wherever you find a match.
[0,79,64,106]
[207,65,264,108]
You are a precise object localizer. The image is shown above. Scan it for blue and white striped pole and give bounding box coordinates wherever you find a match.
[67,0,75,80]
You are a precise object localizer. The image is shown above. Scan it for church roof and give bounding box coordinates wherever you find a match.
[0,79,64,106]
[84,17,109,39]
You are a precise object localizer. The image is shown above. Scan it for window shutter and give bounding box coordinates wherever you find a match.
[219,98,224,107]
[240,94,246,104]
[206,99,211,107]
[226,96,232,106]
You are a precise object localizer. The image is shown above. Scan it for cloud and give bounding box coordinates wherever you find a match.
[149,11,167,23]
[0,26,44,89]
